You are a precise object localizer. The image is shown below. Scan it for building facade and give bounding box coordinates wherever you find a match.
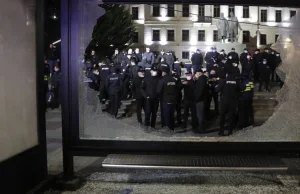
[125,4,298,61]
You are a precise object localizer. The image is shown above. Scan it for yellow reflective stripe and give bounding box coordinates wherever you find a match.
[216,77,220,80]
[244,88,251,91]
[44,75,48,81]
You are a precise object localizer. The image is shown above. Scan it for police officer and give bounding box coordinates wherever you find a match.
[112,48,123,65]
[172,68,183,126]
[156,49,167,63]
[173,59,181,77]
[157,60,170,77]
[140,66,160,128]
[204,71,212,119]
[132,68,145,124]
[184,60,193,74]
[228,48,239,64]
[182,72,197,129]
[133,48,143,63]
[144,47,155,65]
[216,71,240,136]
[106,67,123,117]
[157,68,181,131]
[259,59,271,92]
[166,50,175,72]
[98,60,111,104]
[253,49,262,82]
[237,72,254,129]
[240,48,249,67]
[205,47,219,73]
[218,49,227,62]
[269,50,277,82]
[191,49,203,73]
[121,55,131,99]
[208,69,220,116]
[89,50,99,68]
[242,53,253,76]
[275,52,282,82]
[193,69,208,133]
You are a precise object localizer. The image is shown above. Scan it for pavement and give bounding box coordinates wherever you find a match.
[45,107,300,194]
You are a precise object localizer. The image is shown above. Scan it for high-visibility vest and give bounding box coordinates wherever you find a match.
[44,75,48,81]
[244,81,254,92]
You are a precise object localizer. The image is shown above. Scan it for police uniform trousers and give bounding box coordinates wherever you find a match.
[183,101,197,128]
[145,98,159,127]
[109,92,121,116]
[160,99,165,127]
[219,100,237,134]
[122,78,130,99]
[99,83,108,104]
[195,101,205,131]
[192,65,201,74]
[238,98,254,128]
[162,103,176,130]
[136,98,145,123]
[259,79,270,91]
[208,92,219,115]
[175,99,182,125]
[185,64,192,74]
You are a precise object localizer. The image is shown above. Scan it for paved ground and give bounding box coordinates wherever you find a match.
[45,108,300,194]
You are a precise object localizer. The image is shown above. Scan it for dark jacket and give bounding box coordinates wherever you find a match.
[173,61,181,76]
[111,53,124,65]
[52,71,61,88]
[216,75,240,104]
[143,52,155,64]
[129,65,139,80]
[156,53,167,63]
[89,54,99,66]
[208,75,220,93]
[194,75,208,102]
[133,52,143,63]
[106,73,123,94]
[99,65,111,83]
[240,78,254,100]
[157,62,170,76]
[239,52,248,66]
[132,76,144,99]
[165,54,175,69]
[269,53,277,70]
[47,48,58,60]
[228,51,239,64]
[140,75,160,99]
[183,79,195,102]
[191,53,203,67]
[242,59,253,75]
[157,75,181,104]
[259,63,271,81]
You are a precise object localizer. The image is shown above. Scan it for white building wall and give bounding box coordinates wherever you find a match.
[128,4,298,61]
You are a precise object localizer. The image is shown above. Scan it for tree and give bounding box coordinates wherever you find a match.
[86,4,136,60]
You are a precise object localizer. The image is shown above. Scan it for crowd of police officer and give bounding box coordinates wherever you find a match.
[85,46,282,136]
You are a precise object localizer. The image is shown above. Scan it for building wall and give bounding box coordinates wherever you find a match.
[127,4,298,61]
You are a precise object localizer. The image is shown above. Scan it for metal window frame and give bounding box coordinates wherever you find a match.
[198,30,205,42]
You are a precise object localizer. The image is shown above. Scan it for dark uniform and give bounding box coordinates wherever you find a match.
[157,61,170,77]
[275,53,282,82]
[172,69,183,126]
[218,50,227,62]
[205,49,220,72]
[182,74,197,129]
[216,73,240,136]
[98,64,111,103]
[121,59,131,99]
[194,71,208,132]
[191,50,203,73]
[106,69,123,117]
[239,49,249,67]
[173,60,181,76]
[157,73,181,130]
[112,52,124,65]
[166,52,175,71]
[185,61,193,74]
[143,52,155,65]
[253,50,262,82]
[156,53,167,64]
[140,67,160,128]
[259,59,271,92]
[89,54,99,68]
[133,52,143,63]
[242,58,254,76]
[269,51,277,82]
[228,48,240,64]
[132,69,145,123]
[237,74,254,128]
[208,74,220,115]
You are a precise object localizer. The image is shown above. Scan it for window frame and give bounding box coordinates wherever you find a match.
[167,29,175,41]
[242,31,250,43]
[198,30,205,42]
[167,4,175,17]
[182,4,190,17]
[182,51,190,59]
[152,29,160,41]
[213,30,218,42]
[152,4,160,17]
[182,29,190,41]
[213,5,220,18]
[261,9,268,22]
[275,10,282,23]
[243,6,249,18]
[131,7,139,20]
[132,31,139,43]
[260,34,267,45]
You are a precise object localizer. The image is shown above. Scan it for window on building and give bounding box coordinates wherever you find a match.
[182,51,190,59]
[275,34,279,42]
[276,10,282,22]
[132,32,139,43]
[182,30,190,41]
[290,10,296,18]
[131,7,139,20]
[260,34,267,45]
[167,4,175,17]
[152,30,160,41]
[213,30,218,42]
[261,10,267,22]
[214,5,220,17]
[182,4,190,17]
[243,6,249,18]
[198,30,205,41]
[198,5,205,16]
[242,31,250,43]
[152,4,160,17]
[167,30,175,41]
[228,6,235,17]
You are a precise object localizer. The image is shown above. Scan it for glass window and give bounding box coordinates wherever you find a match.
[182,51,190,59]
[198,30,205,41]
[260,34,267,45]
[290,10,296,18]
[152,4,160,17]
[182,4,190,17]
[275,34,279,42]
[228,6,235,17]
[167,4,175,17]
[276,10,282,23]
[131,7,139,20]
[132,32,138,43]
[243,6,249,18]
[182,30,189,41]
[167,30,175,41]
[243,31,250,43]
[198,5,205,16]
[214,5,220,17]
[152,30,160,41]
[213,30,218,42]
[261,10,267,22]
